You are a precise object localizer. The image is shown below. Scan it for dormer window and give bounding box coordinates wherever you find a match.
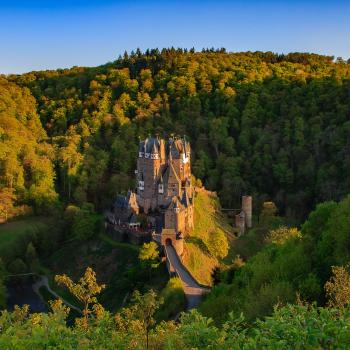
[174,207,180,213]
[145,153,150,159]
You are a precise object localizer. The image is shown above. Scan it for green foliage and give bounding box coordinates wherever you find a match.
[2,50,350,218]
[7,258,27,275]
[201,195,350,323]
[0,259,6,309]
[0,188,16,221]
[325,264,350,309]
[139,242,159,262]
[25,242,38,271]
[0,78,57,216]
[139,242,160,269]
[0,218,47,262]
[2,49,350,347]
[206,230,229,259]
[157,278,185,320]
[265,226,301,245]
[71,208,102,241]
[55,267,106,328]
[183,189,232,285]
[1,300,350,349]
[115,289,163,349]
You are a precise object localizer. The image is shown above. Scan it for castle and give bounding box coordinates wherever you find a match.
[113,136,194,255]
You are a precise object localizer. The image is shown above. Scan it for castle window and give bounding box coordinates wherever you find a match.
[151,153,159,160]
[182,153,189,164]
[138,180,144,191]
[158,184,164,194]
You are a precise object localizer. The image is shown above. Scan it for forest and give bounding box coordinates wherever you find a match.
[1,49,350,348]
[2,49,350,221]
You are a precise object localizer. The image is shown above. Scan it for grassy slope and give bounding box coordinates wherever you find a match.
[43,232,168,312]
[0,217,49,259]
[182,188,236,286]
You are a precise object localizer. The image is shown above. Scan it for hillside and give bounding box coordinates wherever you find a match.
[199,194,350,324]
[2,49,350,348]
[2,50,350,223]
[183,187,235,285]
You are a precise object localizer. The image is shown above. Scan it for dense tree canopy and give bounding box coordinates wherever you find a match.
[199,194,350,323]
[2,49,350,220]
[0,78,57,218]
[3,49,350,348]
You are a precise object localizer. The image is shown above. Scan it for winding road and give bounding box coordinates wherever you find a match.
[32,276,82,314]
[164,245,209,309]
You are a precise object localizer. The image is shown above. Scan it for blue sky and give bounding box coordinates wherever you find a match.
[1,0,349,74]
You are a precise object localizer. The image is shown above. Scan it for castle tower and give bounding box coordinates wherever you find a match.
[115,135,194,258]
[235,211,245,236]
[137,137,162,212]
[242,195,252,228]
[135,135,193,235]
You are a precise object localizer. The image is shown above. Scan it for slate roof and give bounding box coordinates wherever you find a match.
[128,213,140,224]
[167,196,183,210]
[163,162,181,184]
[139,137,160,154]
[114,195,128,209]
[139,136,190,158]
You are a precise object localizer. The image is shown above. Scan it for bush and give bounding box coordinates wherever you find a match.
[71,210,102,241]
[206,230,229,259]
[7,258,27,275]
[156,278,185,320]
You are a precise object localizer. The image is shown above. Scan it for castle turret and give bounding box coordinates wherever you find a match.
[135,135,193,232]
[235,211,246,236]
[242,195,252,228]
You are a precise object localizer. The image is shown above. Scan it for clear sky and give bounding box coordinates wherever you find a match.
[1,0,350,74]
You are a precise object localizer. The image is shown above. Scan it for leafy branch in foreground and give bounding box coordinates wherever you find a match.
[55,267,106,328]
